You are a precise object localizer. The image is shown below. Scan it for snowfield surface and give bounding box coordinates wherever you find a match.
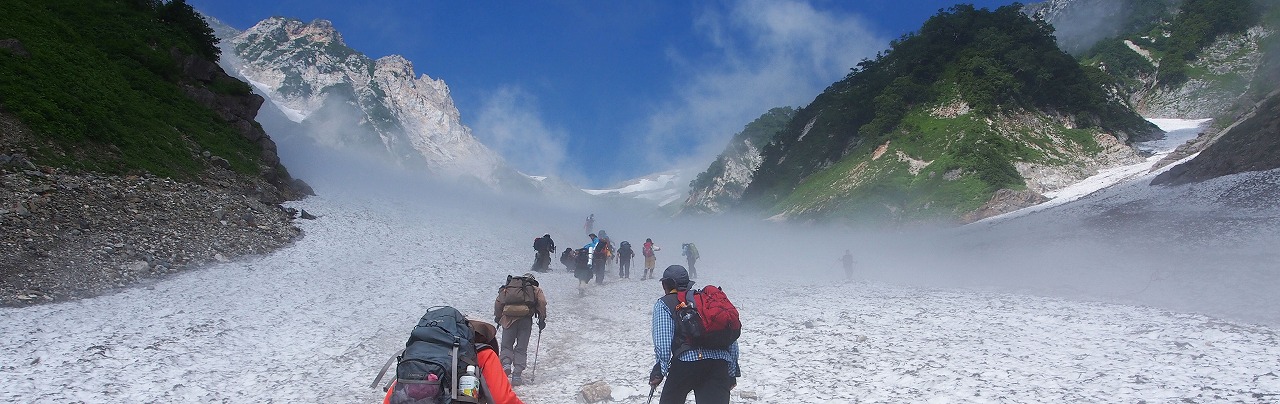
[3,190,1279,403]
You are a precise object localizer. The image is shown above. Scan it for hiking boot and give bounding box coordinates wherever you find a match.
[510,375,523,386]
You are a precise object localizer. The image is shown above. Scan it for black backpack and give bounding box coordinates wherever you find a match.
[373,306,491,404]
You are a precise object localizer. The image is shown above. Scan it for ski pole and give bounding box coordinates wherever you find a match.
[646,384,657,404]
[529,328,541,382]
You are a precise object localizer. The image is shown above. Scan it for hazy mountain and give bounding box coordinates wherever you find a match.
[584,170,692,209]
[210,17,519,188]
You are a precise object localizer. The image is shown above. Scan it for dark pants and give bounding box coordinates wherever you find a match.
[533,251,551,272]
[659,359,732,404]
[619,257,631,278]
[500,316,534,376]
[594,256,607,284]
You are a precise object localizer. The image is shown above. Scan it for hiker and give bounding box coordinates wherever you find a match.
[617,240,635,279]
[649,265,740,404]
[494,273,548,386]
[841,249,855,280]
[574,247,592,295]
[560,247,576,271]
[379,309,524,404]
[584,214,595,235]
[593,235,612,285]
[642,238,660,280]
[576,234,599,295]
[681,243,700,279]
[531,234,555,273]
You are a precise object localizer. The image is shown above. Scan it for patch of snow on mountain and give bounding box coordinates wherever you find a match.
[978,118,1210,223]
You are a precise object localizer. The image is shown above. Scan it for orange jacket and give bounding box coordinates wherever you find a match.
[381,348,524,404]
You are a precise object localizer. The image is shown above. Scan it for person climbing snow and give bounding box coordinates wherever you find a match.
[378,310,525,404]
[617,240,634,279]
[642,238,660,280]
[531,234,555,273]
[494,273,548,386]
[649,265,740,403]
[576,234,599,296]
[560,247,576,271]
[593,235,612,285]
[841,249,855,280]
[681,243,699,279]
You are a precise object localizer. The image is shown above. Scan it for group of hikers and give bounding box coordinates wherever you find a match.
[379,214,737,404]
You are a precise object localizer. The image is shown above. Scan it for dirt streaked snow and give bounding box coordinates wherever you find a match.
[3,188,1279,403]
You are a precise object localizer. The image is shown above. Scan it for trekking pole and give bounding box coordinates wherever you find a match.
[529,328,542,382]
[646,384,657,404]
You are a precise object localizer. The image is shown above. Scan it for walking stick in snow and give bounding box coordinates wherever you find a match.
[528,328,542,382]
[646,384,657,404]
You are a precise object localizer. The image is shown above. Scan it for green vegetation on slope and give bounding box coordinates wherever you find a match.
[741,4,1151,221]
[0,0,258,178]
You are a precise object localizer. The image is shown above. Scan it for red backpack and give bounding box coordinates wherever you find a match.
[665,285,741,351]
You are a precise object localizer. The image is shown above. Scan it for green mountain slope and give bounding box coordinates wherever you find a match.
[738,4,1158,224]
[0,0,270,181]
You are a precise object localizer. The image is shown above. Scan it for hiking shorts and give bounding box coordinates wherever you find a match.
[645,256,656,269]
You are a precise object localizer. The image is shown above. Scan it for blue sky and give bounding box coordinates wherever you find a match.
[192,0,1021,187]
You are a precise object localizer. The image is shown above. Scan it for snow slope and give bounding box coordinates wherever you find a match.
[3,187,1279,403]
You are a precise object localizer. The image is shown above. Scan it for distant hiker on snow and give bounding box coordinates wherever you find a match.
[584,214,595,235]
[642,238,660,280]
[593,234,613,285]
[681,243,700,279]
[617,240,634,279]
[531,234,555,273]
[649,265,740,404]
[576,234,599,295]
[841,249,855,280]
[494,273,548,386]
[377,307,525,404]
[560,247,576,271]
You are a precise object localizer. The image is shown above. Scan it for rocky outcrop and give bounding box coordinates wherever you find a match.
[1132,27,1272,119]
[218,17,511,187]
[170,49,313,202]
[0,145,302,306]
[1151,89,1280,186]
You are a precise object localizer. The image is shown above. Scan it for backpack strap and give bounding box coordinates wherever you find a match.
[661,291,696,360]
[451,340,460,401]
[369,348,405,390]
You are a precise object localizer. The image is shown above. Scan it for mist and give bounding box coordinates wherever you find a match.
[1031,0,1179,55]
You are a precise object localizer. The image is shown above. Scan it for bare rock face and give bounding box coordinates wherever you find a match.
[218,17,511,187]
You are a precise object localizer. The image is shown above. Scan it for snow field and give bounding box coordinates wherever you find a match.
[1,191,1278,403]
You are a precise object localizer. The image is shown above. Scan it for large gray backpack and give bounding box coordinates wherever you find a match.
[373,306,491,404]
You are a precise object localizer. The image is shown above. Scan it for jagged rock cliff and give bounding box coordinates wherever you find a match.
[681,107,794,215]
[216,17,511,187]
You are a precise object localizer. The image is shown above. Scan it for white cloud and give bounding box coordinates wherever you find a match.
[635,0,889,172]
[471,86,571,178]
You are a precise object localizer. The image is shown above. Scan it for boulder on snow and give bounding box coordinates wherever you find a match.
[579,380,612,403]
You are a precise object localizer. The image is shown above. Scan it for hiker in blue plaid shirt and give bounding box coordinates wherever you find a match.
[649,265,739,404]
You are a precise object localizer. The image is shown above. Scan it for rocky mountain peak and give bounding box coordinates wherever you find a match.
[274,17,344,45]
[219,16,518,189]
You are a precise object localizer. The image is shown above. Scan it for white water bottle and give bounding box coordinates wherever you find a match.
[458,365,478,397]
